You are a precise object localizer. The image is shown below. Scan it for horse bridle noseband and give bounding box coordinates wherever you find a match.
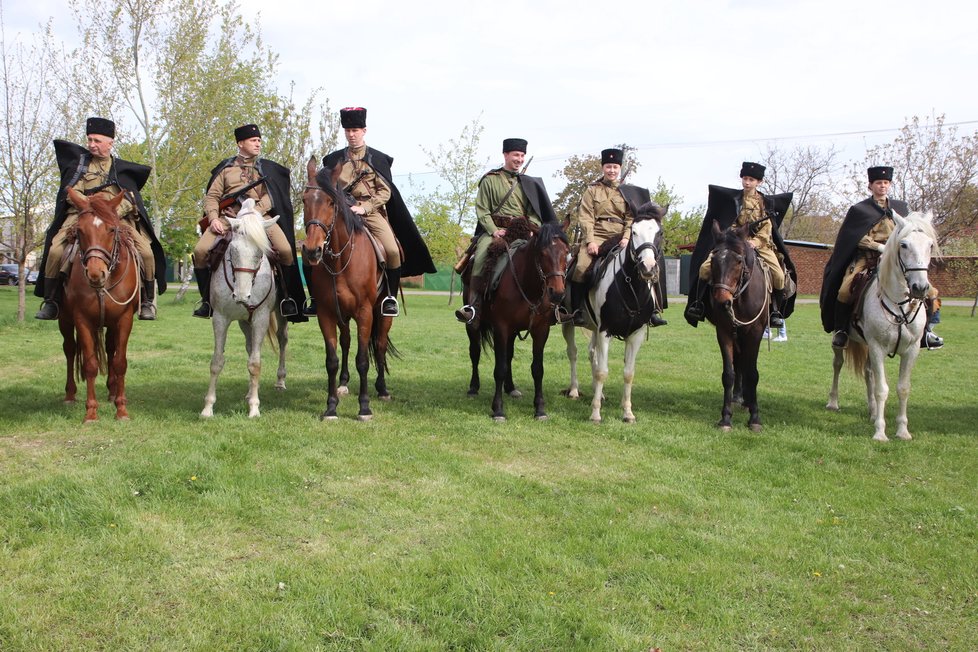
[712,245,768,327]
[304,186,356,274]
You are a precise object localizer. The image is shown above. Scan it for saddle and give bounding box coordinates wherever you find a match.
[484,218,537,295]
[205,232,281,272]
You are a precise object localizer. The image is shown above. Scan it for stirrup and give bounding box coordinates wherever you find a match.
[192,300,212,319]
[35,300,60,320]
[303,298,317,316]
[381,295,399,317]
[685,301,705,321]
[831,330,848,349]
[554,306,576,324]
[769,311,784,328]
[138,303,157,321]
[280,297,298,317]
[455,304,476,324]
[923,332,943,350]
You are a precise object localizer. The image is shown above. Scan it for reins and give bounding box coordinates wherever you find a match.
[76,208,140,326]
[715,245,769,328]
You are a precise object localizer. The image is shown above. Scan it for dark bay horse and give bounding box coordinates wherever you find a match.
[59,187,140,422]
[302,158,394,421]
[466,220,569,421]
[705,220,769,432]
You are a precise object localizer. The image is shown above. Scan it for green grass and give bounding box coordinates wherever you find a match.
[1,286,976,650]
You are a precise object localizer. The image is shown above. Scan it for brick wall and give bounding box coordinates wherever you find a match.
[784,244,978,298]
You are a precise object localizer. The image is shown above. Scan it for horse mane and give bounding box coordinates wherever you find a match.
[634,201,666,223]
[536,220,568,250]
[314,166,365,234]
[235,205,274,257]
[878,211,939,281]
[86,195,122,227]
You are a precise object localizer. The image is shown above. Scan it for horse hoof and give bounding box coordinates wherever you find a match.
[275,383,286,391]
[826,403,840,412]
[337,386,349,396]
[467,389,479,397]
[378,394,392,402]
[116,415,130,422]
[622,416,636,424]
[200,411,213,419]
[63,399,76,406]
[749,423,763,433]
[872,433,889,442]
[320,413,339,421]
[719,424,732,433]
[357,414,373,422]
[492,415,506,422]
[590,417,602,424]
[535,414,548,421]
[508,389,523,399]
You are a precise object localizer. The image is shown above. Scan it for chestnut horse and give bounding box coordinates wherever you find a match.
[704,220,769,432]
[302,158,394,421]
[466,220,569,421]
[59,187,140,422]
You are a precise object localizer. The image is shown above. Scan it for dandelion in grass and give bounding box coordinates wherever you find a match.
[812,570,822,578]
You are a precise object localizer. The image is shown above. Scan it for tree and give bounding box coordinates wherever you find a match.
[760,144,840,239]
[411,193,464,266]
[847,114,978,245]
[651,180,704,258]
[417,116,490,235]
[0,14,64,321]
[552,145,640,219]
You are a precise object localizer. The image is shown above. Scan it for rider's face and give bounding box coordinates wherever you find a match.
[86,134,113,158]
[237,137,262,158]
[602,163,621,182]
[344,128,367,148]
[741,176,761,193]
[870,179,891,199]
[503,150,525,172]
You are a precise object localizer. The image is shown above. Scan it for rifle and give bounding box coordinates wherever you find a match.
[342,169,369,207]
[198,176,267,232]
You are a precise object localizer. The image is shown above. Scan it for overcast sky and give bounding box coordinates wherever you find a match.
[7,0,977,213]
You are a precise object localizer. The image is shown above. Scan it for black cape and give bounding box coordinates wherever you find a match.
[323,147,436,277]
[205,156,308,322]
[684,185,795,327]
[473,170,557,237]
[36,140,167,296]
[818,197,909,332]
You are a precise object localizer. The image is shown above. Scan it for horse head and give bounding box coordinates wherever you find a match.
[709,220,756,309]
[630,202,666,282]
[535,221,570,305]
[66,186,127,289]
[302,157,348,265]
[226,198,275,304]
[883,211,939,300]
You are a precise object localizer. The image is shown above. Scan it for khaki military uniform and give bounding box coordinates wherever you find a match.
[471,168,539,277]
[572,179,633,282]
[45,155,155,281]
[837,198,894,303]
[338,145,400,268]
[699,192,785,290]
[193,155,293,266]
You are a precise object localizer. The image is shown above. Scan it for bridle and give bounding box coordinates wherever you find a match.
[873,230,930,357]
[304,185,356,275]
[503,233,568,332]
[712,243,768,328]
[75,207,140,324]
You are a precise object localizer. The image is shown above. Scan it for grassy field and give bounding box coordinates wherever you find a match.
[1,286,976,651]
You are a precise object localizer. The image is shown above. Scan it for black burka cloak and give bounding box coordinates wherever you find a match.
[818,197,909,332]
[684,185,795,327]
[36,140,167,297]
[323,147,436,277]
[205,156,308,322]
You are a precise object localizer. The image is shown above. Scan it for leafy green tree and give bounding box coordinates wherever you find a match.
[552,144,640,219]
[417,116,490,235]
[651,180,704,257]
[411,194,464,266]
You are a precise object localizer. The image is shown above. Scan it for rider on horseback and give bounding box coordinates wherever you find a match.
[192,124,307,323]
[566,148,667,327]
[819,165,942,350]
[306,107,436,318]
[35,117,165,321]
[684,162,796,329]
[455,138,564,330]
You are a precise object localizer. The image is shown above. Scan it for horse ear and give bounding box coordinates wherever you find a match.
[240,197,256,212]
[711,219,722,240]
[66,186,88,210]
[226,216,241,231]
[330,164,342,189]
[307,156,317,182]
[108,189,127,212]
[892,212,907,231]
[923,210,935,225]
[263,215,279,230]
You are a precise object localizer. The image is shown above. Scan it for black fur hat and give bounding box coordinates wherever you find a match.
[86,117,115,139]
[234,124,261,141]
[868,166,894,182]
[602,148,623,165]
[502,138,528,153]
[340,107,367,129]
[740,161,765,180]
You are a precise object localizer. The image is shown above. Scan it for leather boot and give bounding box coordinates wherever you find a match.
[138,280,157,320]
[769,288,785,328]
[832,300,852,349]
[35,276,63,320]
[649,311,668,327]
[381,266,401,317]
[456,275,486,327]
[569,281,586,325]
[192,267,212,318]
[276,264,298,317]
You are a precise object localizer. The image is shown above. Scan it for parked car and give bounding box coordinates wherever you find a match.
[27,269,39,284]
[0,263,18,285]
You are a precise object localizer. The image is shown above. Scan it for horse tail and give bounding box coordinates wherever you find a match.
[845,340,868,377]
[368,316,400,373]
[265,316,280,354]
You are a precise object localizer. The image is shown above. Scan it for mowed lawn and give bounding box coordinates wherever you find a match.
[1,286,976,651]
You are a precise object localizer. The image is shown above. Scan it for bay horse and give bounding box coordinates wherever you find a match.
[59,187,140,422]
[562,205,665,423]
[200,198,288,418]
[302,158,394,421]
[826,211,938,441]
[705,220,770,432]
[467,219,569,421]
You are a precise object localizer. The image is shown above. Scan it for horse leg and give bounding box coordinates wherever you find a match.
[894,348,920,441]
[867,349,889,442]
[60,317,77,405]
[491,329,509,421]
[621,331,643,424]
[561,322,580,400]
[531,326,551,421]
[467,324,481,396]
[590,332,610,423]
[337,322,351,397]
[716,333,735,431]
[109,318,132,421]
[245,318,266,419]
[319,314,342,421]
[275,314,288,391]
[354,310,374,421]
[374,315,392,401]
[826,345,844,411]
[76,325,100,423]
[506,336,521,398]
[741,333,762,432]
[201,316,231,418]
[732,371,744,406]
[105,328,117,404]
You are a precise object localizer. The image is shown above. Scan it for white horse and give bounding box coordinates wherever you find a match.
[826,211,938,441]
[201,198,288,418]
[562,208,665,423]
